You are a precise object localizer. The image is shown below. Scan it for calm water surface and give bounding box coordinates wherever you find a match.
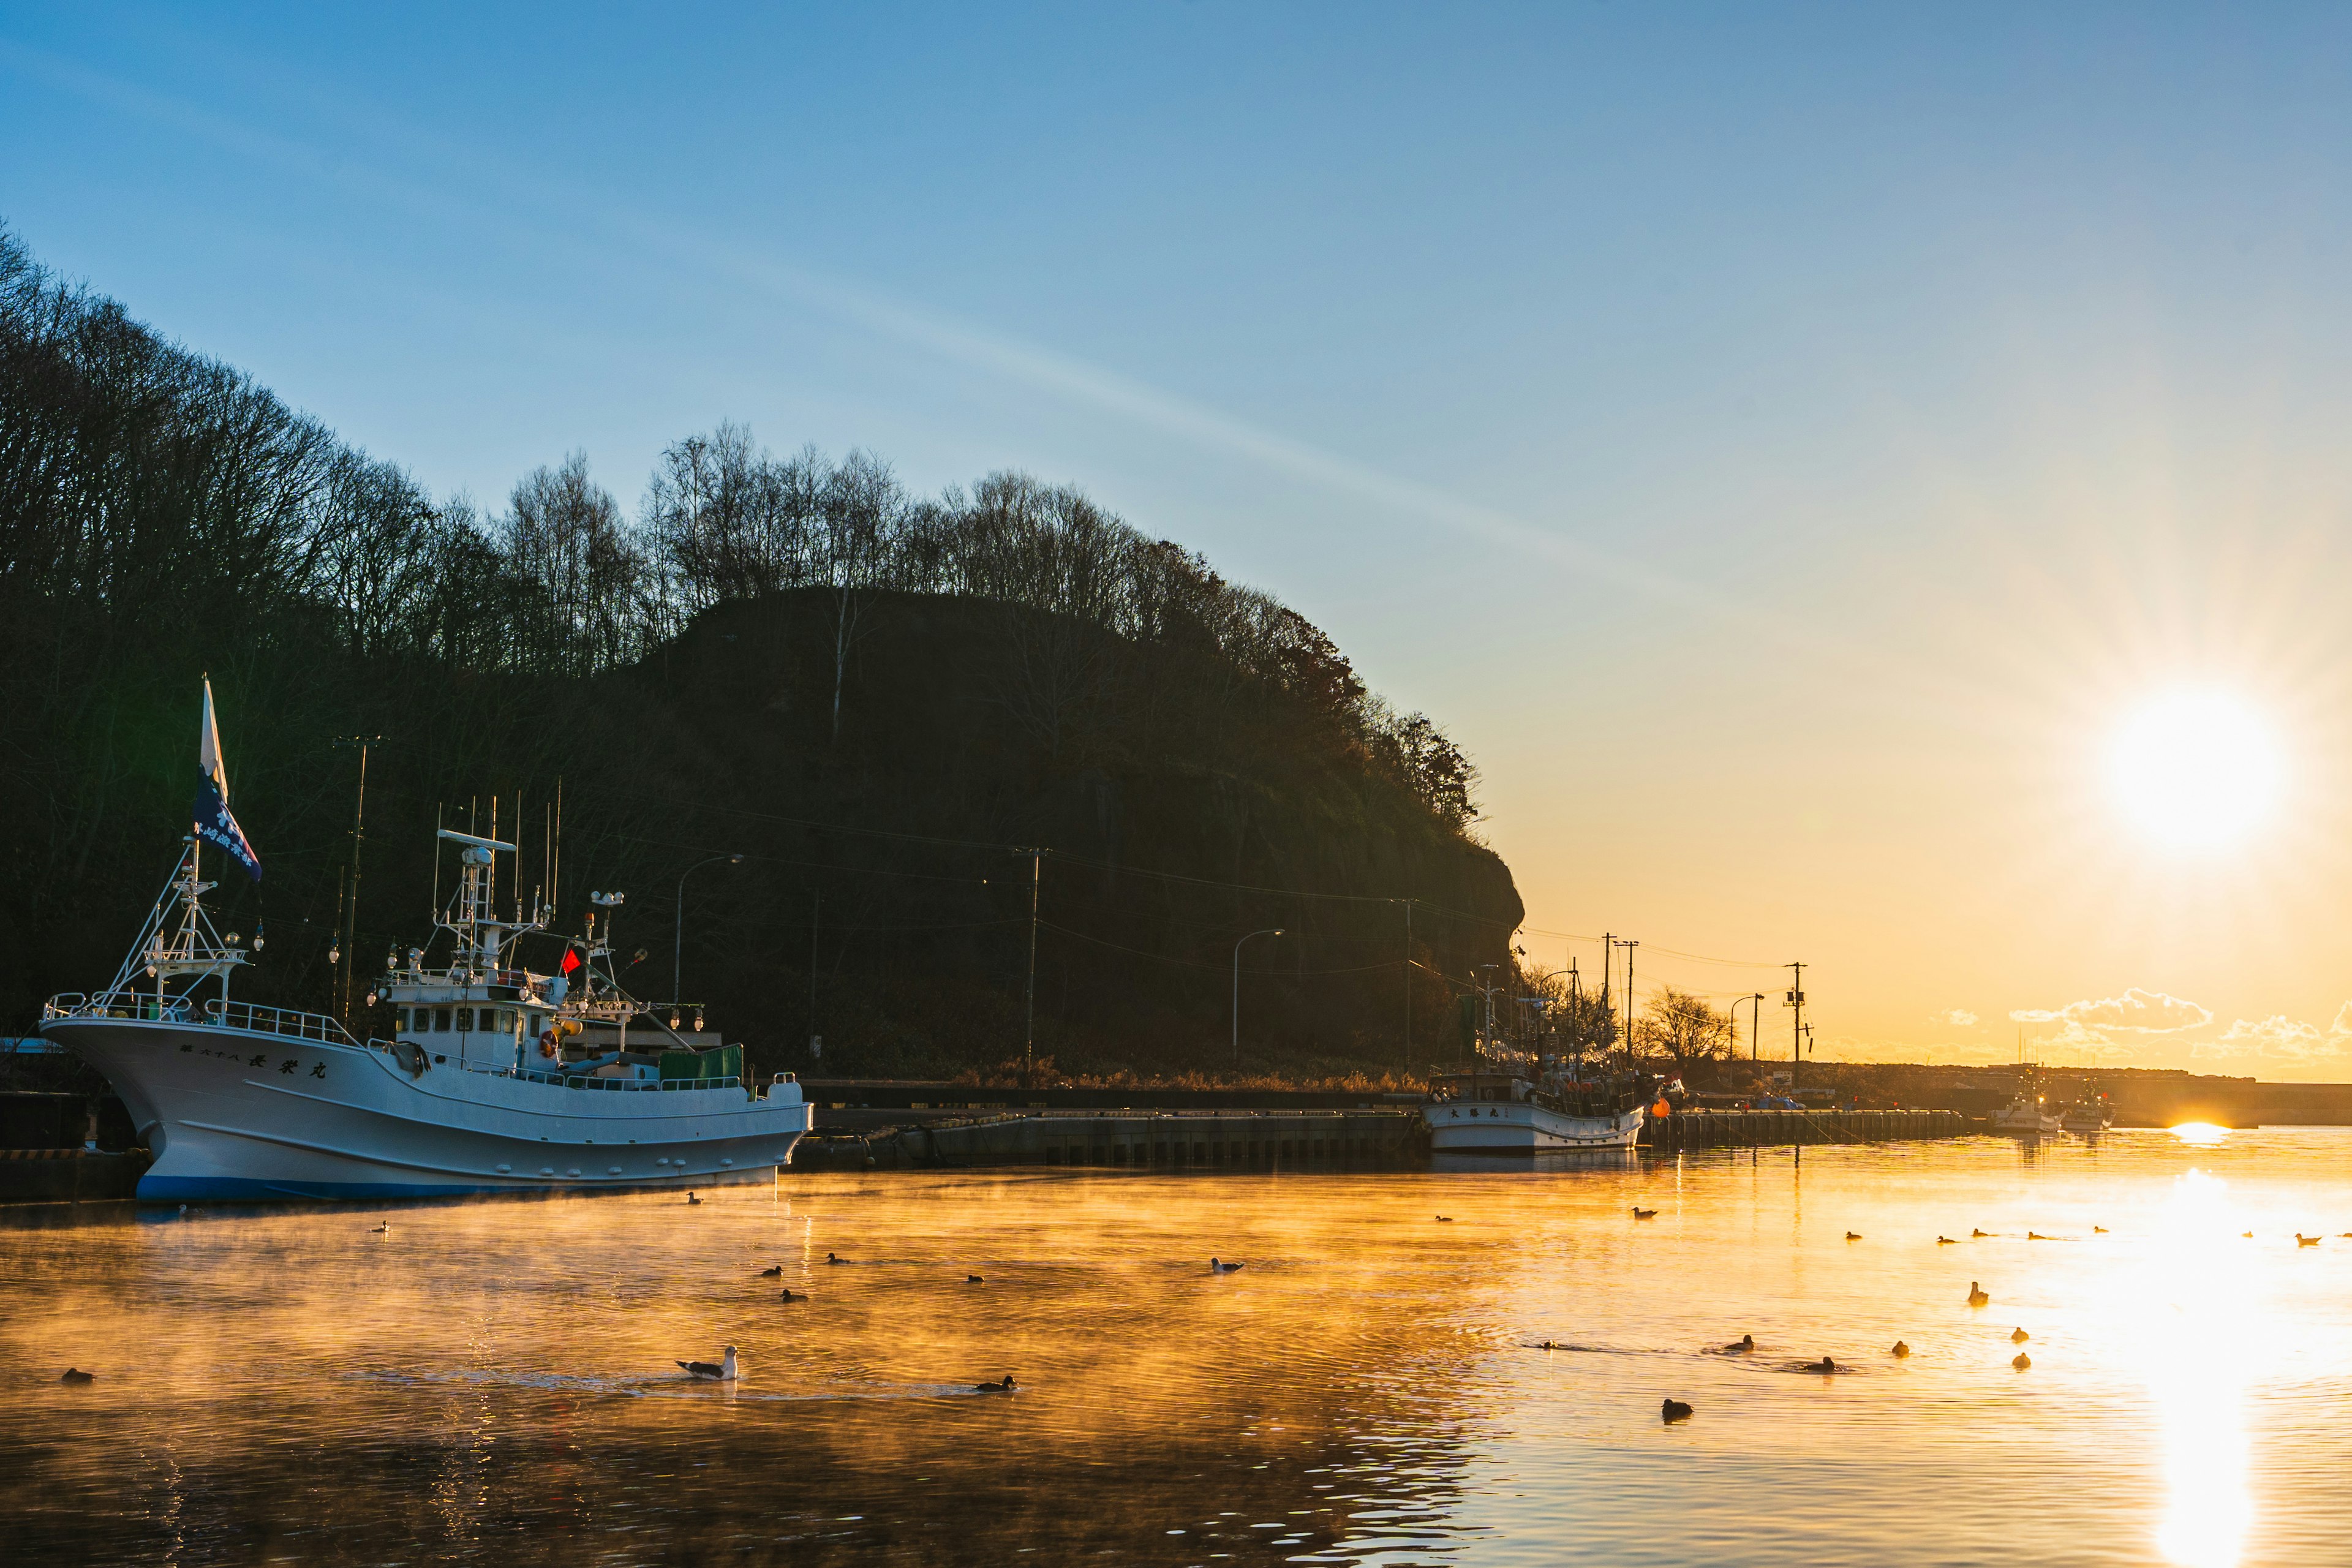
[7,1129,2352,1566]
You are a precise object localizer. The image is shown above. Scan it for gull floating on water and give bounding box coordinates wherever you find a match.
[1937,1236,1956,1245]
[2297,1234,2321,1247]
[1972,1228,1991,1238]
[1845,1231,1863,1241]
[2094,1226,2109,1234]
[1891,1341,1910,1358]
[2011,1327,2030,1343]
[1661,1398,1693,1423]
[967,1274,985,1283]
[2012,1352,2031,1371]
[1631,1207,1658,1220]
[1967,1282,1990,1307]
[1435,1215,1453,1223]
[60,1368,94,1384]
[1210,1258,1244,1273]
[676,1346,739,1382]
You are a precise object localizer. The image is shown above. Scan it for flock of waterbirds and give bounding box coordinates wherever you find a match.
[1627,1213,2350,1424]
[55,1196,2352,1396]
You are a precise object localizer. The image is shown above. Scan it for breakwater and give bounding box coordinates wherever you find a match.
[793,1108,1423,1170]
[1641,1107,1972,1151]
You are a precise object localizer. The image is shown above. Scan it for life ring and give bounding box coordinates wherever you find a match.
[539,1031,557,1059]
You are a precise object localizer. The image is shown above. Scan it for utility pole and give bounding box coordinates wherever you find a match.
[1621,940,1639,1065]
[1401,899,1413,1079]
[1599,933,1613,1046]
[1022,849,1042,1077]
[808,888,820,1061]
[331,736,380,1023]
[1786,961,1807,1095]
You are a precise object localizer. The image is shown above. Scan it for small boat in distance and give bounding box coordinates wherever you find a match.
[1993,1088,2063,1137]
[40,682,810,1201]
[2059,1095,2113,1134]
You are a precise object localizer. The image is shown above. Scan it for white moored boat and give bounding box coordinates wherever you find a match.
[1423,1065,1647,1152]
[1992,1090,2062,1136]
[39,682,809,1202]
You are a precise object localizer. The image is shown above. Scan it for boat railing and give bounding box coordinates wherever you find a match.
[45,990,361,1047]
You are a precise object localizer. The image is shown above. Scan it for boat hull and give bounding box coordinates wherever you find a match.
[1424,1098,1645,1151]
[42,1016,809,1202]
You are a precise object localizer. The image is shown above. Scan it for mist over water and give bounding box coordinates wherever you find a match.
[8,1133,2352,1565]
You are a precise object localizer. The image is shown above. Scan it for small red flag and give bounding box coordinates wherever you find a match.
[560,947,581,974]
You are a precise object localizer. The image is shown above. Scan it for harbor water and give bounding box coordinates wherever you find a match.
[8,1128,2352,1565]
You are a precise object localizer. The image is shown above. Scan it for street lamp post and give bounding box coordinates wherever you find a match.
[1232,929,1284,1072]
[1730,991,1767,1063]
[673,853,745,1006]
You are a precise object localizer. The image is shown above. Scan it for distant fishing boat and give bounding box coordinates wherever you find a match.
[39,681,810,1201]
[2059,1095,2113,1134]
[1423,1061,1647,1151]
[1992,1088,2062,1136]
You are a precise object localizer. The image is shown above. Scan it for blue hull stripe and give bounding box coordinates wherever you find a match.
[137,1173,772,1202]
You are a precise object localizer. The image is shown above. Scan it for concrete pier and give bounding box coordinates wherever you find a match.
[793,1108,1425,1171]
[1641,1107,1972,1151]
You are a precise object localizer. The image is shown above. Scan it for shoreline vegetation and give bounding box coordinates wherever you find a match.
[0,222,1529,1084]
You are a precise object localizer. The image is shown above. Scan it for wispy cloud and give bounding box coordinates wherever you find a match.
[2010,988,2211,1035]
[2193,1016,2343,1063]
[1930,1008,1978,1027]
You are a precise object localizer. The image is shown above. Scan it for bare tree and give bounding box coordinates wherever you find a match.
[1637,986,1733,1074]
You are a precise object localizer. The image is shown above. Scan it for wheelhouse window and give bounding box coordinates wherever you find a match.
[433,1008,452,1031]
[455,1007,475,1031]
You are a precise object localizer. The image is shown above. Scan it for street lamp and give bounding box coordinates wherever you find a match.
[1232,929,1284,1071]
[1730,991,1767,1062]
[674,853,745,1006]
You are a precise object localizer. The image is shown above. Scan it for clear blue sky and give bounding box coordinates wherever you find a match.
[12,4,2352,1070]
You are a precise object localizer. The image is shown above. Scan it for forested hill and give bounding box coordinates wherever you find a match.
[0,224,1523,1082]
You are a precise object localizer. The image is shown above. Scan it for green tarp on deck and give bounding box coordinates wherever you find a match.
[658,1044,742,1083]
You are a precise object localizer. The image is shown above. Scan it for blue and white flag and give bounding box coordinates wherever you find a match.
[192,677,261,881]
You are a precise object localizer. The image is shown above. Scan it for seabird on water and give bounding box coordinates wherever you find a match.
[827,1252,848,1265]
[2011,1327,2030,1343]
[1720,1334,1755,1354]
[2012,1352,2032,1371]
[1967,1282,1991,1306]
[1845,1231,1863,1240]
[1661,1398,1693,1423]
[676,1346,740,1382]
[780,1289,804,1302]
[687,1193,701,1205]
[1632,1207,1659,1220]
[973,1374,1019,1392]
[60,1368,95,1384]
[1210,1258,1244,1273]
[967,1274,985,1283]
[1891,1341,1910,1358]
[758,1265,783,1277]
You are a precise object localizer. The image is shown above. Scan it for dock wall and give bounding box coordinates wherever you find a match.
[1641,1107,1972,1151]
[793,1109,1423,1171]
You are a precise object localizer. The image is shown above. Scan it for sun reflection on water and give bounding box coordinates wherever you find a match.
[2136,1170,2254,1568]
[2170,1123,2231,1147]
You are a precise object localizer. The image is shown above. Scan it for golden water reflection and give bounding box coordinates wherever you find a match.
[6,1132,2352,1565]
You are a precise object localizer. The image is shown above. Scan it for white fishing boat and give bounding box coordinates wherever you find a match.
[2059,1096,2113,1134]
[39,682,809,1202]
[1992,1089,2062,1136]
[1423,1065,1647,1152]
